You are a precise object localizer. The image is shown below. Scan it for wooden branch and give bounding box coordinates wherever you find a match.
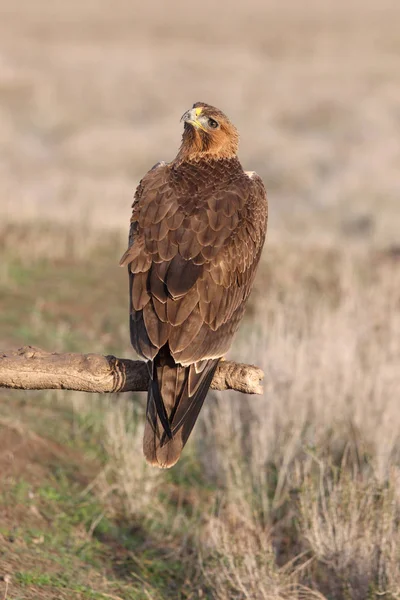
[0,347,264,395]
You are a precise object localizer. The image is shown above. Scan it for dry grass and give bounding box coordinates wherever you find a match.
[1,1,400,598]
[1,231,399,598]
[96,242,399,599]
[1,0,400,242]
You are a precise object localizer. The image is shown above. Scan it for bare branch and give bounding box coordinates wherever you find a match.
[0,346,264,395]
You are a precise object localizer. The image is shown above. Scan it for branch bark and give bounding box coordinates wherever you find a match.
[0,346,264,395]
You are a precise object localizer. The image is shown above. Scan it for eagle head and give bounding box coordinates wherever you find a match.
[178,102,239,161]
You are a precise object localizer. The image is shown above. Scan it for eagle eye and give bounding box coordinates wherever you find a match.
[208,118,219,129]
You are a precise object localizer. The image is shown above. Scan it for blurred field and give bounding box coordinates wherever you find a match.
[1,0,400,241]
[0,1,400,599]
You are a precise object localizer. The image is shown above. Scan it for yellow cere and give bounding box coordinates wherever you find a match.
[195,107,203,116]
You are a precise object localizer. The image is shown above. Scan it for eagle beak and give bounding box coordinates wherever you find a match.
[180,108,205,130]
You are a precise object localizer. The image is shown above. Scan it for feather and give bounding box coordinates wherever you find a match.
[178,234,203,260]
[143,353,220,468]
[156,235,178,261]
[143,301,171,349]
[152,197,176,224]
[167,285,199,326]
[166,254,202,298]
[130,310,158,360]
[149,262,170,303]
[139,194,163,228]
[150,218,169,242]
[196,226,218,247]
[198,244,219,261]
[131,271,150,311]
[167,211,184,230]
[129,252,152,274]
[191,214,208,233]
[169,306,204,353]
[152,296,168,321]
[207,209,229,232]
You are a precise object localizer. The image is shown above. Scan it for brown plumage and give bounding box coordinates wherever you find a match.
[120,102,268,468]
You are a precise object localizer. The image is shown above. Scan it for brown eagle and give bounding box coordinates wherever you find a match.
[120,102,267,468]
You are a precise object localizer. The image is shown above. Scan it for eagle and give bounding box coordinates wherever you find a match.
[120,102,267,468]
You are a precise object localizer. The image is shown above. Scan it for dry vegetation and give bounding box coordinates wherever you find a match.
[102,241,400,599]
[1,0,400,242]
[0,1,400,599]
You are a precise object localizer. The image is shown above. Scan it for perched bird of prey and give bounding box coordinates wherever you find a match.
[120,102,267,468]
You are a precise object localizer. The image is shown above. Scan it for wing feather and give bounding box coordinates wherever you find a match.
[156,235,178,261]
[149,262,169,303]
[131,271,151,311]
[143,300,171,348]
[169,306,204,353]
[166,254,203,298]
[167,285,199,326]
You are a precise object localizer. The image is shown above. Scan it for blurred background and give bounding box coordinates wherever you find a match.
[1,0,399,241]
[0,2,399,599]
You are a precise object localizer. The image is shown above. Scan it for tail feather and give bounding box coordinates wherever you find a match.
[148,369,173,440]
[143,351,220,468]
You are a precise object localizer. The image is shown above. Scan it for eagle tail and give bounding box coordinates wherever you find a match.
[143,351,220,468]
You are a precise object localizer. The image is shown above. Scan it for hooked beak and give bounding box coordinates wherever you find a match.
[180,107,206,131]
